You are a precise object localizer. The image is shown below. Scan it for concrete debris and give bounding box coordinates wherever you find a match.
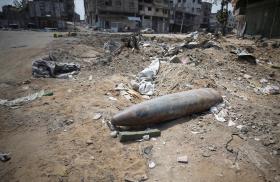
[0,90,45,107]
[186,41,199,49]
[142,145,153,157]
[0,153,11,162]
[93,113,102,120]
[214,109,228,122]
[177,156,188,163]
[211,102,229,122]
[202,40,221,49]
[103,40,122,55]
[260,85,280,95]
[243,74,252,79]
[186,31,199,40]
[110,131,118,138]
[108,96,118,101]
[137,59,160,96]
[32,55,80,78]
[86,139,94,145]
[228,120,236,127]
[235,49,256,64]
[260,78,268,84]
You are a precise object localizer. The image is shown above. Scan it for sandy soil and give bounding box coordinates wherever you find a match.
[0,30,279,182]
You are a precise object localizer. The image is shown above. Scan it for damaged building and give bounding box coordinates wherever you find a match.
[27,0,75,29]
[169,0,202,32]
[232,0,280,37]
[200,1,212,29]
[138,0,170,33]
[84,0,140,32]
[84,0,209,33]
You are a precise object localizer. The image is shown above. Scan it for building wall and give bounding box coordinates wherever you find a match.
[169,0,202,32]
[233,0,280,37]
[245,0,280,37]
[200,2,212,28]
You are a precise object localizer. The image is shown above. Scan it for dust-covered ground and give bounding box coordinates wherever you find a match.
[0,30,279,182]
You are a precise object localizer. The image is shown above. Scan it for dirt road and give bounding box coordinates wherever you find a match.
[0,30,279,182]
[0,30,54,82]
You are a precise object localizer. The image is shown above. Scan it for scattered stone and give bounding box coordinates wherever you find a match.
[260,78,268,84]
[228,120,236,127]
[202,152,211,157]
[93,113,102,120]
[110,131,118,138]
[63,119,74,126]
[108,96,118,101]
[148,160,156,169]
[177,156,188,163]
[143,135,150,141]
[143,145,153,156]
[243,74,252,79]
[208,145,217,151]
[86,139,93,145]
[260,85,280,95]
[0,153,11,162]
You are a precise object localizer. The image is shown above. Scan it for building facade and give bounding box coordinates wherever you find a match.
[27,0,75,29]
[84,0,210,33]
[232,0,280,37]
[169,0,202,32]
[84,0,139,32]
[200,1,212,29]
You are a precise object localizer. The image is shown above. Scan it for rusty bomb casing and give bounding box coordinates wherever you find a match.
[111,88,223,126]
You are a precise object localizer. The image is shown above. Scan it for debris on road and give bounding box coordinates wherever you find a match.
[234,49,257,64]
[32,55,80,78]
[0,90,45,107]
[104,40,122,55]
[118,129,161,142]
[112,88,222,127]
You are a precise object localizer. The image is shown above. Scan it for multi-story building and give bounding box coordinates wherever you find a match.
[200,1,212,29]
[27,0,75,29]
[84,0,209,33]
[84,0,139,32]
[169,0,202,32]
[138,0,170,33]
[232,0,279,37]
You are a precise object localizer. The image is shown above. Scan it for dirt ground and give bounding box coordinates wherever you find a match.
[0,30,279,182]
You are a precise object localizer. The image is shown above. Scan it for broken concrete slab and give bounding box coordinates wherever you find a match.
[119,129,161,142]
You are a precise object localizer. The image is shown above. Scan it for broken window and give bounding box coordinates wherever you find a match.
[148,7,152,11]
[139,5,143,11]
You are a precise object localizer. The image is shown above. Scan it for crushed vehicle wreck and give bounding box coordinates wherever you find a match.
[111,88,223,127]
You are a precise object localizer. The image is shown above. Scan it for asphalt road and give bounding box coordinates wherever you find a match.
[0,30,54,82]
